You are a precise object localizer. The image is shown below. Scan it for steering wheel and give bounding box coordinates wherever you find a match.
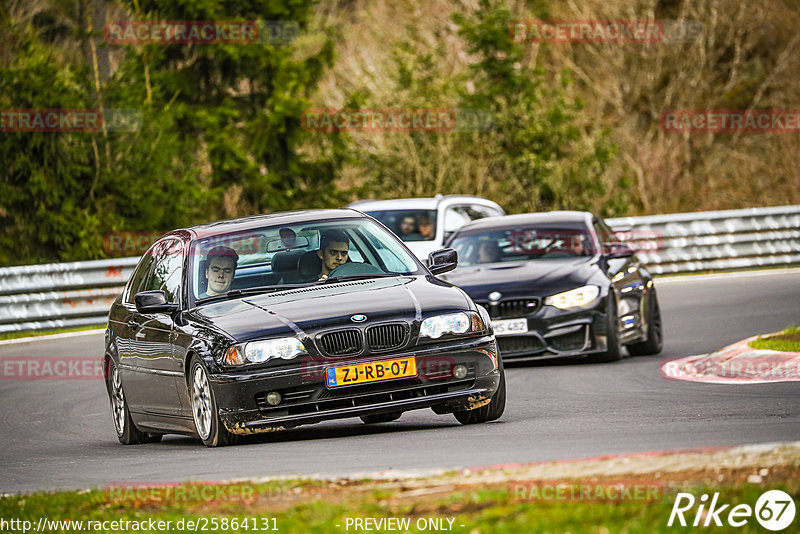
[327,262,385,277]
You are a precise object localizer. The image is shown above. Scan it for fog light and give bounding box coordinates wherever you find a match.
[453,364,468,379]
[266,391,282,406]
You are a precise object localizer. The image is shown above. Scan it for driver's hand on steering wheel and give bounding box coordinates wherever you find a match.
[318,274,328,281]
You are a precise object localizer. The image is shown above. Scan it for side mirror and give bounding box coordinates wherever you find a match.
[135,290,179,314]
[428,248,458,275]
[604,242,634,259]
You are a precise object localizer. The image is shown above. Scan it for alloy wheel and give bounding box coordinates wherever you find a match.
[110,365,126,436]
[191,365,212,440]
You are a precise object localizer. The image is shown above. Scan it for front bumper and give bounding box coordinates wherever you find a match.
[209,336,500,434]
[491,303,610,362]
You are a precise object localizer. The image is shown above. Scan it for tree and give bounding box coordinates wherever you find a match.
[123,0,341,216]
[453,0,618,214]
[0,0,345,265]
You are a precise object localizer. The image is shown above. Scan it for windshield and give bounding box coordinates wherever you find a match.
[189,218,422,303]
[364,209,437,242]
[449,226,599,268]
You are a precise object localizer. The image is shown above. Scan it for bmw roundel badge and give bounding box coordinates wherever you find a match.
[351,314,367,323]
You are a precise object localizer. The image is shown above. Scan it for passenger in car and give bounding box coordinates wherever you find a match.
[316,229,350,280]
[398,215,421,240]
[279,227,298,250]
[418,214,434,240]
[203,246,239,296]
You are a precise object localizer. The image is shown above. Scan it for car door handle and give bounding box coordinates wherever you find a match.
[128,319,140,330]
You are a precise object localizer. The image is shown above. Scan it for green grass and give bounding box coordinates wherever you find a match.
[1,479,796,533]
[749,326,800,352]
[0,325,104,341]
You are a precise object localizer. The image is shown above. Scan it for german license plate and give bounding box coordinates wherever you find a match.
[326,357,416,388]
[493,318,528,336]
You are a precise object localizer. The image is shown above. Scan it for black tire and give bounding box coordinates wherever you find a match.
[454,358,506,425]
[360,412,402,424]
[593,292,622,363]
[107,360,162,445]
[627,288,663,356]
[189,358,237,447]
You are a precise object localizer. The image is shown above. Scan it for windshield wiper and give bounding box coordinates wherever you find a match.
[317,273,401,284]
[195,284,311,304]
[196,275,404,304]
[225,284,313,297]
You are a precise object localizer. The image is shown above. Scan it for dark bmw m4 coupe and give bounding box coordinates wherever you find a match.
[104,210,504,446]
[441,211,663,363]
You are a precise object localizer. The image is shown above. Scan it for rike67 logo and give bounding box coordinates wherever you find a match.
[668,490,796,531]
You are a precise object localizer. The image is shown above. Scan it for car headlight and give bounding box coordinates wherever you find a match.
[419,312,485,339]
[545,285,600,310]
[224,337,306,366]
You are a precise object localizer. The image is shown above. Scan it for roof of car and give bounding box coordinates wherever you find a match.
[348,195,501,211]
[173,209,366,239]
[455,211,595,232]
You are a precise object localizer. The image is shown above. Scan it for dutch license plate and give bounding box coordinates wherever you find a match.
[326,357,416,388]
[493,318,528,336]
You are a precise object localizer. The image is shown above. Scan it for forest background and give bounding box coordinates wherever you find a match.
[1,0,798,265]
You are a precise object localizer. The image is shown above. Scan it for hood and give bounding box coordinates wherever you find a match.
[440,257,602,301]
[183,276,471,343]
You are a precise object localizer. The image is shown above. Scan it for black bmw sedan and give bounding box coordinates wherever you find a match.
[104,210,504,446]
[441,212,663,363]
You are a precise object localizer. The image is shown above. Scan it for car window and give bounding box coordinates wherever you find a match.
[189,219,423,303]
[444,204,495,233]
[450,226,598,267]
[593,218,620,246]
[458,204,500,220]
[364,210,437,242]
[144,238,184,302]
[357,227,419,272]
[484,206,505,217]
[124,246,157,304]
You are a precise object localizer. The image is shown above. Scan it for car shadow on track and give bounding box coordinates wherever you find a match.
[501,347,665,369]
[152,418,499,448]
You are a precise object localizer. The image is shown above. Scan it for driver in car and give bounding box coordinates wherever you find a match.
[317,229,350,280]
[477,240,502,263]
[203,246,239,296]
[569,235,587,256]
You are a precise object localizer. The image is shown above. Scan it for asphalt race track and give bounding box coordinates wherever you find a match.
[1,269,798,494]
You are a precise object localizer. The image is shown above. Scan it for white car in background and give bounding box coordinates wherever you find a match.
[348,195,505,260]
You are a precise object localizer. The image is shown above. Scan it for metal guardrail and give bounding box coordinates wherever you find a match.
[606,205,800,275]
[1,206,798,333]
[0,258,138,333]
